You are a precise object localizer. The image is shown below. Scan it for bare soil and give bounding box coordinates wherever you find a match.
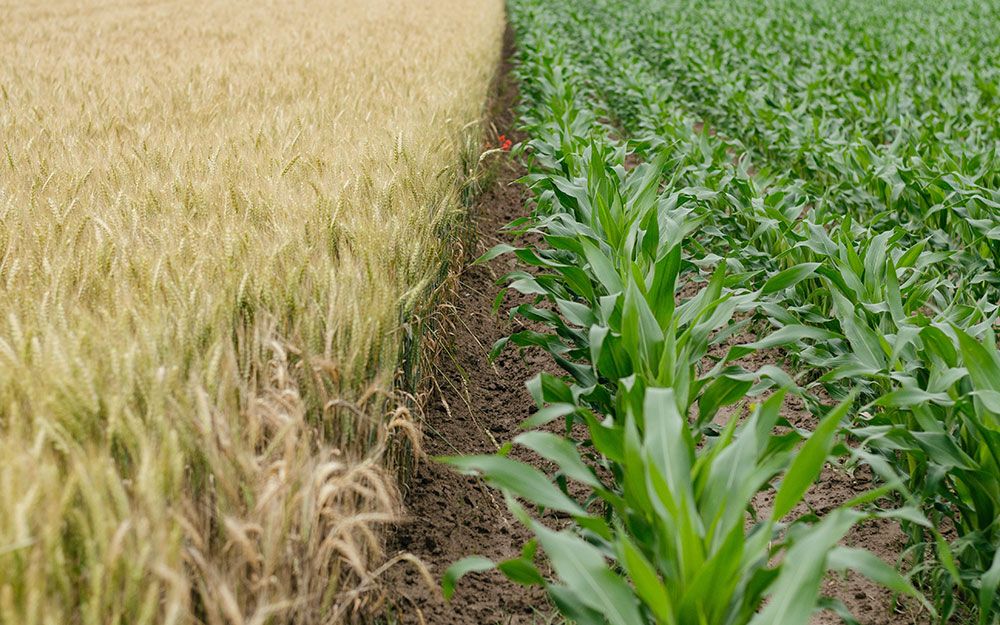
[380,27,554,625]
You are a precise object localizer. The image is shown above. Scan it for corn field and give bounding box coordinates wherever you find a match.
[445,1,1000,624]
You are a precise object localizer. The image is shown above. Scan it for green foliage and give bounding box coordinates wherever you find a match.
[445,391,927,625]
[445,0,1000,622]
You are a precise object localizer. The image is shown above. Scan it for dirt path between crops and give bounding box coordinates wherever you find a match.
[381,27,555,625]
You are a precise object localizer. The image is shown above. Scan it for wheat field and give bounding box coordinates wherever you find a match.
[0,1,503,623]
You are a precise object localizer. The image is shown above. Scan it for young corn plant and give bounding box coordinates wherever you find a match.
[443,389,929,625]
[810,227,999,623]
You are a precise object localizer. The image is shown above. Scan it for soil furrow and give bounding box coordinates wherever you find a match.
[382,28,554,625]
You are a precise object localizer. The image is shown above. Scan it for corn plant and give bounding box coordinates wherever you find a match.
[444,388,929,625]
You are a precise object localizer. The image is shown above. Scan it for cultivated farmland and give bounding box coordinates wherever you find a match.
[0,0,502,623]
[440,1,1000,624]
[3,0,999,624]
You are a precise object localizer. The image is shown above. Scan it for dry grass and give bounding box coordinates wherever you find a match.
[0,0,503,623]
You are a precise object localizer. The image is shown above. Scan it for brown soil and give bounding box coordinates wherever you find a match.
[380,27,554,625]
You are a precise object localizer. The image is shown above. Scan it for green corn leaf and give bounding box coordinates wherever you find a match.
[643,388,695,499]
[581,407,626,465]
[956,326,1000,394]
[497,557,546,587]
[474,243,518,265]
[526,372,574,406]
[816,597,862,625]
[442,556,495,600]
[521,403,577,429]
[555,263,598,303]
[729,325,842,361]
[920,325,958,367]
[623,276,665,373]
[618,534,675,625]
[874,386,953,408]
[934,531,962,585]
[971,390,1000,415]
[678,522,746,623]
[827,547,933,615]
[556,297,598,327]
[756,364,802,394]
[750,509,863,625]
[896,239,926,269]
[514,431,602,488]
[761,262,822,295]
[649,244,681,331]
[440,455,585,515]
[832,291,886,370]
[884,257,906,323]
[581,238,624,294]
[547,585,608,625]
[772,393,854,520]
[701,393,785,539]
[979,547,1000,625]
[911,432,976,470]
[863,231,891,294]
[533,523,643,625]
[697,374,753,427]
[488,336,509,362]
[508,275,550,296]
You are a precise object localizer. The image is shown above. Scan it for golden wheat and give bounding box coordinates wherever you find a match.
[0,0,503,622]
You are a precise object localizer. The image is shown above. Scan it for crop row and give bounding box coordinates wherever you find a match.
[445,0,1000,623]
